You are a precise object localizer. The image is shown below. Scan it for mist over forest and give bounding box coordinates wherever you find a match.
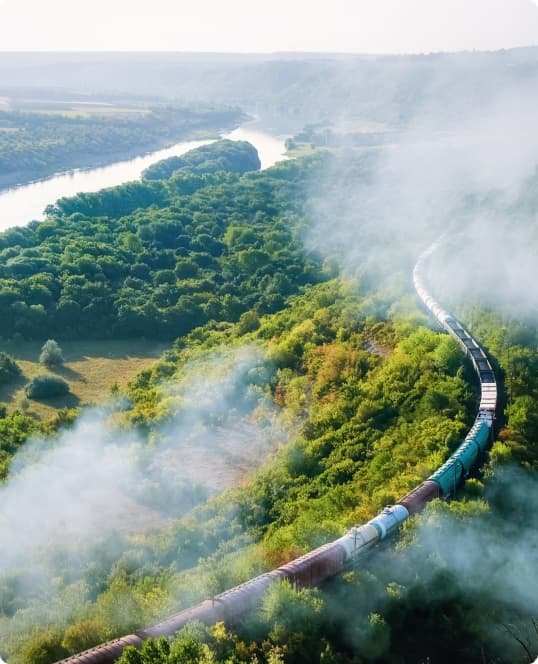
[0,44,537,664]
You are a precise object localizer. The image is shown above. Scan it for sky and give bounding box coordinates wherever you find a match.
[0,0,538,53]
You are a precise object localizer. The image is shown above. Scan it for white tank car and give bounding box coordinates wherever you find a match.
[335,523,379,560]
[367,505,409,540]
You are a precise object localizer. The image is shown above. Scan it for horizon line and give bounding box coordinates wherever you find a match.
[1,44,538,57]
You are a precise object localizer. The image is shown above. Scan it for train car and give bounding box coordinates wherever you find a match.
[469,420,491,453]
[278,540,347,589]
[429,455,465,497]
[480,382,497,413]
[335,523,379,560]
[428,419,489,496]
[367,505,409,539]
[59,635,144,664]
[414,241,497,499]
[397,480,441,515]
[138,599,227,640]
[213,570,287,623]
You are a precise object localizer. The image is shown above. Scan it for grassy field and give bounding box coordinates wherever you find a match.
[0,339,166,420]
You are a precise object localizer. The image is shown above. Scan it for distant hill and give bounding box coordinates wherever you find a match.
[2,48,538,130]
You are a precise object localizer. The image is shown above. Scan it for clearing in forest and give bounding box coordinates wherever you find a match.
[0,338,165,419]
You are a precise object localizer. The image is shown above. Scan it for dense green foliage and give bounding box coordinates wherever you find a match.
[0,411,40,480]
[0,279,482,663]
[0,145,324,340]
[131,282,473,550]
[0,106,243,189]
[142,140,261,180]
[428,237,538,472]
[25,374,70,399]
[460,307,538,472]
[0,139,536,663]
[0,351,21,384]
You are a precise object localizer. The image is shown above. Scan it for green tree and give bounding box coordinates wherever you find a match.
[237,311,261,335]
[15,628,67,664]
[0,352,21,384]
[169,636,209,664]
[25,374,69,399]
[39,339,64,367]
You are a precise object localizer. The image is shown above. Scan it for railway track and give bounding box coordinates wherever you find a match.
[58,239,498,663]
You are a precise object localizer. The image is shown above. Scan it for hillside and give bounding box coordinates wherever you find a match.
[3,48,538,131]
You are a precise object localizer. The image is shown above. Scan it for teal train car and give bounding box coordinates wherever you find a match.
[428,420,490,496]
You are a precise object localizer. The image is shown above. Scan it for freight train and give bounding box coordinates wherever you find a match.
[58,241,498,663]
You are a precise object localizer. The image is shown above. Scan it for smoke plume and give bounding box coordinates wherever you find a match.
[304,65,538,321]
[0,345,288,650]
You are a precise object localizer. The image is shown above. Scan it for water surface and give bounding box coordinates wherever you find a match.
[0,126,287,230]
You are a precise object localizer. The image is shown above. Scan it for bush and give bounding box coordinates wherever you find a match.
[16,627,67,664]
[0,352,21,384]
[25,375,69,399]
[39,339,64,367]
[237,310,260,335]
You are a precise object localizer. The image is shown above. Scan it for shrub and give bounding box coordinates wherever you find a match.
[237,311,261,335]
[39,339,64,367]
[25,375,69,399]
[0,352,21,384]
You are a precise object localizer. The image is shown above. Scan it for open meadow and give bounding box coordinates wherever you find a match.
[0,338,166,419]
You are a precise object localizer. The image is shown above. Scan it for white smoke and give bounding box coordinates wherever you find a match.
[0,345,289,650]
[0,413,144,572]
[305,68,538,315]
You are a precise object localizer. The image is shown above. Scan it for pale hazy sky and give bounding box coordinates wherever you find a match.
[0,0,538,53]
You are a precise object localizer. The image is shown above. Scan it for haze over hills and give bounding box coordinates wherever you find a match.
[2,48,538,131]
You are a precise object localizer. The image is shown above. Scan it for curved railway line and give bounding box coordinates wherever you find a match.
[58,239,498,663]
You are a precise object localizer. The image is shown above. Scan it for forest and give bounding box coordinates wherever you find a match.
[0,140,320,341]
[0,136,536,663]
[0,105,244,189]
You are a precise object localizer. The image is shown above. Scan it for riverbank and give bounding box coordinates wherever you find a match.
[0,107,248,191]
[0,131,220,192]
[0,124,288,230]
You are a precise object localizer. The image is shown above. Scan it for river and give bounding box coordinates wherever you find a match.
[0,125,288,231]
